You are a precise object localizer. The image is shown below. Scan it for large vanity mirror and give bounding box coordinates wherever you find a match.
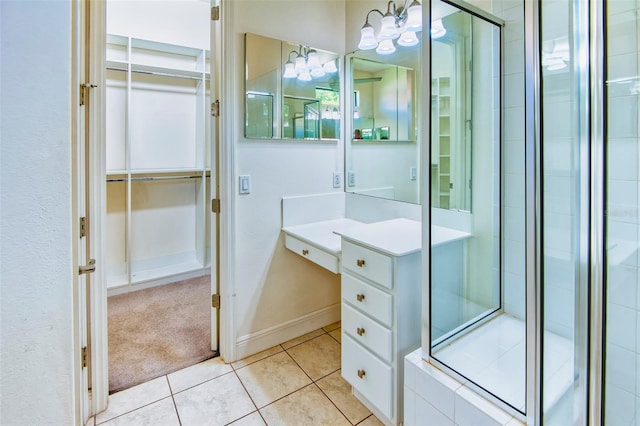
[345,48,420,204]
[245,33,341,141]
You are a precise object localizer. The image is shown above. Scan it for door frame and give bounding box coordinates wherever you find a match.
[82,0,235,414]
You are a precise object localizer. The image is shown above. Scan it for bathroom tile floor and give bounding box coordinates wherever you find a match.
[88,322,383,426]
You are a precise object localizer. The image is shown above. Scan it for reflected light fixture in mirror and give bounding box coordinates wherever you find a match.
[357,0,423,54]
[283,45,338,81]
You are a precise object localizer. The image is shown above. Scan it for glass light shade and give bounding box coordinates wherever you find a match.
[310,67,325,78]
[405,1,422,31]
[358,25,378,50]
[378,14,399,40]
[397,30,419,47]
[294,54,308,74]
[376,38,396,55]
[431,19,446,39]
[323,60,338,73]
[298,72,312,82]
[306,50,322,70]
[283,61,297,78]
[332,108,340,120]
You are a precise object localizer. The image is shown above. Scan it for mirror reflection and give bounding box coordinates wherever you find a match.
[345,47,420,204]
[244,33,340,141]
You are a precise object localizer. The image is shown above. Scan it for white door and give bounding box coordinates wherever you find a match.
[209,0,222,352]
[74,0,93,421]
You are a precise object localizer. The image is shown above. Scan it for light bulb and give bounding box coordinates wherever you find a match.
[311,67,325,78]
[323,60,338,73]
[358,24,378,50]
[397,30,419,47]
[283,61,297,78]
[405,0,422,32]
[378,14,399,40]
[376,39,396,55]
[298,72,312,82]
[294,54,308,74]
[431,19,446,39]
[306,50,322,70]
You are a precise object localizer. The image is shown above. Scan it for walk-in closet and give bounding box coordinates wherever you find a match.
[104,0,215,392]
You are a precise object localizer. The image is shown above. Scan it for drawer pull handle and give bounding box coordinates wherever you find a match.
[356,259,366,267]
[302,249,309,256]
[357,327,365,336]
[357,369,366,379]
[356,294,365,302]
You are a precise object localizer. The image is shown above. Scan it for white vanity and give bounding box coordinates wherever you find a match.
[337,218,421,426]
[281,193,471,425]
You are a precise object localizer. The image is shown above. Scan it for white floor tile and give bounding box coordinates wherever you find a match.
[173,372,256,426]
[96,377,171,424]
[99,397,179,426]
[167,357,233,393]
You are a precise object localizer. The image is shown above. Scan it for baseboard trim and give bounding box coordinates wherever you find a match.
[234,304,340,361]
[107,268,210,297]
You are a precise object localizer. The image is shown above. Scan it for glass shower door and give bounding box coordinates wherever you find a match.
[604,1,640,424]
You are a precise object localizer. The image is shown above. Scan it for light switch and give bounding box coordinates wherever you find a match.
[239,175,251,194]
[348,171,356,187]
[410,166,417,181]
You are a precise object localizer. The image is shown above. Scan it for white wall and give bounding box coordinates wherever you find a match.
[0,1,76,424]
[227,0,346,358]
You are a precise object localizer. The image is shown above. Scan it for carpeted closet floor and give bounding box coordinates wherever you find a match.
[108,275,216,393]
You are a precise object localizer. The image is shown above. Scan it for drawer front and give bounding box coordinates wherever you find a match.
[285,234,339,273]
[342,334,393,420]
[342,240,393,289]
[342,273,392,327]
[342,303,392,362]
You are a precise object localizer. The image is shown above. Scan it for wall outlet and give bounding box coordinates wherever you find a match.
[333,172,342,188]
[410,166,417,181]
[347,171,356,187]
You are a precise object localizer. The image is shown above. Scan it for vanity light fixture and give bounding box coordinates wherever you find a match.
[283,46,338,81]
[358,0,422,54]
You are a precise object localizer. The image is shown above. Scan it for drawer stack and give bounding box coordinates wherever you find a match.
[340,239,421,425]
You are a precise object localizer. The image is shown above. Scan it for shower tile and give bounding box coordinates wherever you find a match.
[404,387,416,425]
[504,74,524,109]
[503,107,524,142]
[96,377,171,424]
[607,305,637,351]
[414,361,460,419]
[504,39,524,76]
[502,4,524,44]
[455,386,513,426]
[173,372,255,425]
[316,370,371,424]
[235,351,311,408]
[415,394,454,426]
[607,138,639,181]
[607,344,637,394]
[259,384,350,426]
[609,95,639,138]
[286,334,341,381]
[98,397,179,426]
[608,264,639,309]
[168,357,233,393]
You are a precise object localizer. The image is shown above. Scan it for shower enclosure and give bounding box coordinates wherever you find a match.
[424,0,639,423]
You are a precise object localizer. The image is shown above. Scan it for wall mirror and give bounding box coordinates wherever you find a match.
[345,48,420,204]
[244,33,340,141]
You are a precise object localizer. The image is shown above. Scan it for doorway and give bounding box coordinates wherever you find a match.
[101,0,218,394]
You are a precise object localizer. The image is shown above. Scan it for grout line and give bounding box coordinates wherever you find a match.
[170,369,235,396]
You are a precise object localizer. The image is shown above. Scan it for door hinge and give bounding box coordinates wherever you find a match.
[81,346,88,368]
[211,100,220,117]
[79,259,96,275]
[211,294,221,309]
[79,83,97,106]
[211,6,220,21]
[80,217,87,238]
[211,198,221,213]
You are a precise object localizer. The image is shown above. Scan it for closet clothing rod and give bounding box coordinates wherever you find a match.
[107,175,205,183]
[106,66,204,81]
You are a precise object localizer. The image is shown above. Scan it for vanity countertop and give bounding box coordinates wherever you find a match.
[335,219,472,257]
[282,218,364,254]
